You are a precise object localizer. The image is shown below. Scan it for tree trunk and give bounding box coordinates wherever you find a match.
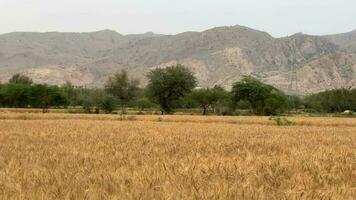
[203,106,207,115]
[121,104,126,115]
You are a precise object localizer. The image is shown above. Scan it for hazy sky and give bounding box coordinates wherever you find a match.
[0,0,355,37]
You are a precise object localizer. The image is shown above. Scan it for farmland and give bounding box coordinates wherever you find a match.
[0,113,355,199]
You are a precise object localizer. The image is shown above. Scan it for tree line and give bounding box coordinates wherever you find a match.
[0,65,355,115]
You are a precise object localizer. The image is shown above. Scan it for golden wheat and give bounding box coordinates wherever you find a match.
[0,113,355,199]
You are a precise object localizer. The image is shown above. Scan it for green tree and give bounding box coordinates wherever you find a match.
[146,65,197,114]
[305,88,356,113]
[9,74,33,85]
[231,76,287,115]
[27,84,66,112]
[210,86,230,114]
[60,81,79,107]
[105,70,140,114]
[79,89,104,114]
[286,95,304,112]
[190,87,229,115]
[134,97,154,112]
[99,95,117,114]
[0,83,66,111]
[264,91,287,115]
[0,84,30,107]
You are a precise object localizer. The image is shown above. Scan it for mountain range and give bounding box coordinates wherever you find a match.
[0,25,355,94]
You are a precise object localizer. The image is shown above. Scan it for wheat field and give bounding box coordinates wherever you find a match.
[0,113,355,199]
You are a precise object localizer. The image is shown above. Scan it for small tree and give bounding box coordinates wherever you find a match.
[210,86,230,113]
[135,97,154,112]
[99,95,117,114]
[190,89,211,115]
[105,70,140,114]
[146,65,197,114]
[80,89,105,114]
[190,87,229,115]
[9,74,33,85]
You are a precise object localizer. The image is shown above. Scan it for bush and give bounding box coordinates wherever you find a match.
[271,117,294,126]
[100,95,117,114]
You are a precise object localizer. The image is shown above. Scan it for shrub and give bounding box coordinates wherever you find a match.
[99,95,117,114]
[271,117,294,126]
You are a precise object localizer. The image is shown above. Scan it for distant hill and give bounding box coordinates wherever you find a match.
[323,29,356,52]
[0,25,355,94]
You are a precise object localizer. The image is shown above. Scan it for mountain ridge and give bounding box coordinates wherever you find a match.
[0,26,355,94]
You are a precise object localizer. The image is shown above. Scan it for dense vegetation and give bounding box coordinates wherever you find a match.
[231,77,287,115]
[0,83,66,111]
[146,65,197,114]
[304,88,356,113]
[0,67,355,115]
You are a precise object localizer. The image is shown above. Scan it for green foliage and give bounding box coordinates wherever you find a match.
[0,84,30,107]
[0,83,66,110]
[189,86,229,115]
[231,76,287,115]
[60,81,79,107]
[305,88,356,113]
[9,74,33,85]
[271,116,294,126]
[134,97,155,111]
[146,65,197,114]
[235,100,251,110]
[105,70,140,113]
[286,95,304,111]
[27,84,66,110]
[99,95,117,114]
[2,71,354,117]
[264,91,288,115]
[79,89,117,114]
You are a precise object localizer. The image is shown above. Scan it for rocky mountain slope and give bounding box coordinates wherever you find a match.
[0,25,355,94]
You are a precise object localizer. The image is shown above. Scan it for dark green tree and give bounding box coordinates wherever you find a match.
[190,87,229,115]
[105,70,140,114]
[27,84,66,112]
[9,74,33,85]
[0,84,30,107]
[134,97,154,112]
[99,95,117,114]
[231,77,287,115]
[80,89,104,114]
[305,88,356,113]
[146,65,197,114]
[60,81,79,107]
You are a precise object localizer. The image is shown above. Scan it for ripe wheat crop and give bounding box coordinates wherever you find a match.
[0,113,355,199]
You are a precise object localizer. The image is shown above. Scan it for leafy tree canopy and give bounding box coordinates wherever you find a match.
[146,65,197,114]
[105,70,140,113]
[231,76,287,115]
[190,86,229,115]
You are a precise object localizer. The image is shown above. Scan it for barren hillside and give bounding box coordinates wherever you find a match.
[0,26,355,94]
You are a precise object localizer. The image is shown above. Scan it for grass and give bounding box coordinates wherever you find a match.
[0,113,355,199]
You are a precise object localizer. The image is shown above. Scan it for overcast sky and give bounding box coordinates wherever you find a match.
[0,0,355,37]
